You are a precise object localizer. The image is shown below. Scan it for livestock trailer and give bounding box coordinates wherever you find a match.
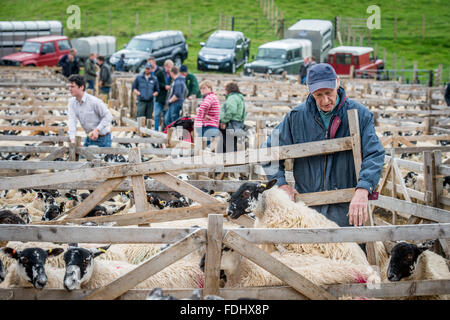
[284,19,334,63]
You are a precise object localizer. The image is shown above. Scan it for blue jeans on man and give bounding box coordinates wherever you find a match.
[100,87,110,95]
[137,99,153,120]
[84,133,112,147]
[165,102,183,126]
[87,80,95,90]
[154,100,166,131]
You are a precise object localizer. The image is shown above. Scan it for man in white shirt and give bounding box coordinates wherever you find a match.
[67,75,113,147]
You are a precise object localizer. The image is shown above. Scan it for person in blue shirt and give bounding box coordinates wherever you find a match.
[115,53,125,72]
[262,63,385,228]
[165,66,186,125]
[132,63,159,120]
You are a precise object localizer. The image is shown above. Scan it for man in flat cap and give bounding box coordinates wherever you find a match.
[132,62,160,122]
[262,63,385,228]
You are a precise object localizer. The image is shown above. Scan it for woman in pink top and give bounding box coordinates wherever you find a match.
[194,80,220,146]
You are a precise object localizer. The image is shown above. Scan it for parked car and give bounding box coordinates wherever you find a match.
[109,30,188,73]
[0,35,72,67]
[197,30,250,74]
[284,19,334,63]
[243,39,312,75]
[327,46,384,77]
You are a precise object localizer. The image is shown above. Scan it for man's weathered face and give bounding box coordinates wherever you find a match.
[164,64,173,73]
[311,79,339,112]
[144,67,151,76]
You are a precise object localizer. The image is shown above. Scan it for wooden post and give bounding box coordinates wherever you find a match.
[383,48,387,69]
[128,148,150,227]
[58,128,64,147]
[219,12,222,29]
[392,52,397,81]
[347,109,378,267]
[188,13,192,38]
[423,151,437,207]
[119,108,126,126]
[390,150,397,225]
[69,136,81,161]
[203,214,223,297]
[394,14,397,41]
[108,10,112,35]
[422,14,426,40]
[349,65,354,79]
[413,61,418,84]
[137,116,146,136]
[436,64,443,87]
[347,25,351,44]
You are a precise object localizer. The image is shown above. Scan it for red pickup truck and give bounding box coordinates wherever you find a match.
[0,35,72,67]
[327,46,384,78]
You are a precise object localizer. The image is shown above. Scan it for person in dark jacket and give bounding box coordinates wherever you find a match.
[180,65,202,99]
[299,56,309,85]
[165,66,186,126]
[132,63,159,121]
[84,53,97,90]
[262,63,385,228]
[445,83,450,106]
[115,53,125,72]
[153,59,173,131]
[97,56,112,96]
[58,48,80,78]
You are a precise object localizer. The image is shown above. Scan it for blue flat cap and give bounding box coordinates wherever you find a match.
[180,65,188,72]
[307,63,337,93]
[144,63,152,69]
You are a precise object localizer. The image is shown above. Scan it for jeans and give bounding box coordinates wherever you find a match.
[165,102,182,126]
[86,80,94,90]
[84,133,112,147]
[100,87,110,95]
[154,101,166,131]
[195,126,220,147]
[137,100,153,119]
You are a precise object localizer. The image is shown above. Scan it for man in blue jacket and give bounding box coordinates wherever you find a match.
[165,66,186,125]
[132,63,159,121]
[262,63,385,227]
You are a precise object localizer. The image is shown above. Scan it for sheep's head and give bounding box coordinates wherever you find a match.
[63,244,110,291]
[226,179,277,219]
[2,247,64,289]
[387,241,433,281]
[41,202,65,221]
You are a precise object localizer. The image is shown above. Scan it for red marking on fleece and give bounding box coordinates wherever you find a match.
[354,270,368,283]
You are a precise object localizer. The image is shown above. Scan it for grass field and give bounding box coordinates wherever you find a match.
[1,0,449,81]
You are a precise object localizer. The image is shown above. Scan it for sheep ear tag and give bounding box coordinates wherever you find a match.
[47,248,64,257]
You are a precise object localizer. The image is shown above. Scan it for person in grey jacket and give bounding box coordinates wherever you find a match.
[84,53,97,90]
[97,56,112,96]
[262,63,385,228]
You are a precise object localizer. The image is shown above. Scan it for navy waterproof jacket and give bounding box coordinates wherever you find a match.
[132,74,159,101]
[262,86,385,227]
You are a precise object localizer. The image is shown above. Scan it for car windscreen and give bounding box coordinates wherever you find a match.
[127,38,153,52]
[205,37,235,49]
[21,42,41,53]
[256,48,287,60]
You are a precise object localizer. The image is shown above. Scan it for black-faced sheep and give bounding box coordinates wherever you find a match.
[0,247,64,289]
[61,245,204,291]
[226,180,372,266]
[382,241,450,300]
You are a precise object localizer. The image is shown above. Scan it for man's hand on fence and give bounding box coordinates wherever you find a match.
[279,184,299,202]
[348,188,369,226]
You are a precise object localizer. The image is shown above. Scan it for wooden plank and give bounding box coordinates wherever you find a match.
[371,195,450,223]
[3,279,449,300]
[203,214,224,297]
[392,146,450,154]
[41,147,68,161]
[60,177,126,220]
[223,230,335,300]
[0,160,94,170]
[149,172,220,205]
[83,229,205,300]
[0,138,354,190]
[38,203,227,226]
[295,188,355,206]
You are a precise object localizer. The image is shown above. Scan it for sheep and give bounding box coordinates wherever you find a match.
[227,180,371,266]
[0,246,64,289]
[62,245,204,291]
[207,246,380,292]
[0,209,28,225]
[403,171,424,191]
[381,241,450,300]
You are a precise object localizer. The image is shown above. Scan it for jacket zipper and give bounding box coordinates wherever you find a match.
[315,116,328,191]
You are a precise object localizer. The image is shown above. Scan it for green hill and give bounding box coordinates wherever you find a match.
[1,0,449,82]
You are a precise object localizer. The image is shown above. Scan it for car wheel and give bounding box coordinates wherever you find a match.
[174,55,182,67]
[231,61,236,74]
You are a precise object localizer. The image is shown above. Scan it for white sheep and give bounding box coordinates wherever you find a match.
[229,184,372,266]
[219,247,380,292]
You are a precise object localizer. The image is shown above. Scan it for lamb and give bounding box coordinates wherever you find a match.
[204,246,380,292]
[62,245,204,291]
[381,241,450,300]
[227,180,372,266]
[0,246,65,289]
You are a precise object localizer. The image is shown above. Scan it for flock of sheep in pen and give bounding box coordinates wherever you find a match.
[0,81,449,299]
